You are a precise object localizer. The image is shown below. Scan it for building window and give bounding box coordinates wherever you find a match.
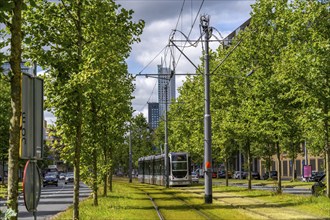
[283,161,288,176]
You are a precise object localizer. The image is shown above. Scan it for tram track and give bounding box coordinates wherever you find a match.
[179,188,324,219]
[131,184,325,220]
[133,185,165,220]
[132,184,214,220]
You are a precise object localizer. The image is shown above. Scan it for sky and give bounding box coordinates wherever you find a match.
[115,0,255,119]
[44,0,256,124]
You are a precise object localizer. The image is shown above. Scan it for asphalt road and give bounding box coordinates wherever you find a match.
[1,180,91,220]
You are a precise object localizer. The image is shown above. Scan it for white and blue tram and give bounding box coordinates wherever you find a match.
[138,152,192,186]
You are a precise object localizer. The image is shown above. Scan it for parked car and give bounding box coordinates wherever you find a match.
[195,169,204,178]
[263,171,277,180]
[310,171,324,182]
[191,171,199,183]
[251,171,260,180]
[218,170,232,179]
[212,171,217,178]
[59,173,66,180]
[43,174,58,187]
[311,174,326,196]
[65,173,74,184]
[233,171,247,179]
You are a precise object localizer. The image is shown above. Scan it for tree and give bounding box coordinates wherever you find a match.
[0,77,10,185]
[25,0,144,218]
[277,0,330,195]
[0,0,25,218]
[130,114,153,166]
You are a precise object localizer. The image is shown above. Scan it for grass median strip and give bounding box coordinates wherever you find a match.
[54,181,159,219]
[54,179,330,219]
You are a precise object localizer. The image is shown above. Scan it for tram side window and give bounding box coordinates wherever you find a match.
[152,159,156,175]
[145,160,150,175]
[154,159,160,175]
[161,158,165,175]
[138,161,143,175]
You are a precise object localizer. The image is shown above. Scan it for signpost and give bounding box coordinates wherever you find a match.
[21,72,44,217]
[303,165,312,179]
[21,73,44,159]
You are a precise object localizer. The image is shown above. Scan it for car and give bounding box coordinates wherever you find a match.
[218,170,232,179]
[251,171,260,180]
[65,173,74,184]
[46,171,59,179]
[212,171,217,178]
[263,171,277,180]
[43,174,58,187]
[233,171,247,179]
[59,173,66,180]
[311,174,326,196]
[195,169,204,178]
[191,171,199,183]
[310,171,324,182]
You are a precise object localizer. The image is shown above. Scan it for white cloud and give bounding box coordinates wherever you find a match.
[122,0,255,121]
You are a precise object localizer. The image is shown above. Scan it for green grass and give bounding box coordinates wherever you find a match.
[0,182,22,200]
[55,180,159,219]
[54,178,330,219]
[0,184,6,199]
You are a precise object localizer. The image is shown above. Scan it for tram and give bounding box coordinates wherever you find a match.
[138,152,192,186]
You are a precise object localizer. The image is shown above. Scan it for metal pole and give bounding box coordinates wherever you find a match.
[304,140,308,165]
[201,15,212,204]
[164,85,169,188]
[33,63,37,218]
[239,150,242,180]
[129,126,132,183]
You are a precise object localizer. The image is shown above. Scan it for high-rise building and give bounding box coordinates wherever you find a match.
[148,102,159,130]
[158,64,175,118]
[223,18,251,47]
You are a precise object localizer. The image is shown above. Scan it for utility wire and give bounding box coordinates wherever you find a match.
[174,0,205,68]
[137,79,158,112]
[137,45,167,75]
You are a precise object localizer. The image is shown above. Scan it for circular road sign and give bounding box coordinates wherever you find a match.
[23,160,42,212]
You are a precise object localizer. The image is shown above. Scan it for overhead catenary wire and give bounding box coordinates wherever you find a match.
[137,79,158,112]
[135,0,206,114]
[137,45,168,75]
[173,0,205,70]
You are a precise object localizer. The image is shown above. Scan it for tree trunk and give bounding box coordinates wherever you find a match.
[73,1,83,219]
[276,141,282,193]
[247,141,252,190]
[325,106,330,198]
[73,97,82,220]
[91,100,98,206]
[7,1,23,219]
[92,147,98,206]
[225,158,228,187]
[291,149,296,182]
[103,173,107,197]
[109,166,113,192]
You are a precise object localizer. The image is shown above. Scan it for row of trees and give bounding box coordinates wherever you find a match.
[154,0,329,195]
[1,0,144,219]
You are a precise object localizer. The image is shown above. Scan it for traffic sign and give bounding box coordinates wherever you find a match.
[20,73,44,159]
[23,160,41,212]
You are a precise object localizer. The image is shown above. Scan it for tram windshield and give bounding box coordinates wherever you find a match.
[172,162,187,170]
[171,154,187,162]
